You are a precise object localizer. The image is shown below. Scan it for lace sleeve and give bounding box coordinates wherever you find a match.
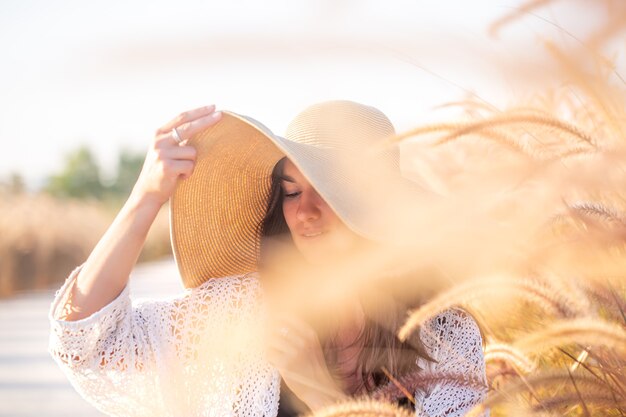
[414,308,489,417]
[48,265,163,416]
[48,266,280,417]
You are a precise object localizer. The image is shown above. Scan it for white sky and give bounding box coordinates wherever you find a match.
[0,0,620,187]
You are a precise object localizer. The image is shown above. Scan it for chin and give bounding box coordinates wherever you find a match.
[295,243,353,266]
[292,231,362,265]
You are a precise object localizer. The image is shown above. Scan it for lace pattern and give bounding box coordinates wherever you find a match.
[49,266,280,417]
[49,267,487,416]
[415,308,489,417]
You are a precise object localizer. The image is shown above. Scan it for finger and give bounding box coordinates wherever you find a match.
[270,326,304,347]
[156,111,223,146]
[168,159,195,179]
[266,348,290,370]
[174,111,223,142]
[269,329,312,356]
[267,320,302,345]
[264,322,305,350]
[160,145,197,161]
[274,316,317,341]
[266,340,300,359]
[157,104,216,134]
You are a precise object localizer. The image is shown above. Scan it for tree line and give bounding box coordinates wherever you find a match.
[2,146,145,201]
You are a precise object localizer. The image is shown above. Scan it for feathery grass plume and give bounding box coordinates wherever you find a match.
[432,99,501,118]
[542,197,626,244]
[488,0,554,38]
[537,271,594,317]
[476,128,596,162]
[491,1,626,53]
[457,129,533,159]
[575,279,626,325]
[604,278,626,325]
[397,276,582,341]
[387,111,597,152]
[531,392,626,414]
[547,201,626,252]
[585,1,626,50]
[567,201,626,228]
[542,41,626,143]
[431,2,626,416]
[370,369,487,405]
[433,114,597,149]
[465,371,617,417]
[513,318,626,356]
[548,145,595,161]
[562,352,626,415]
[303,397,415,417]
[384,122,462,145]
[512,412,561,417]
[484,343,536,374]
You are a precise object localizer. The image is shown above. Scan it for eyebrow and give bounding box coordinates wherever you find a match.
[279,174,296,183]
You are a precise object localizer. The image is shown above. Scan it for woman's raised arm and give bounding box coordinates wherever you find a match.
[59,105,222,321]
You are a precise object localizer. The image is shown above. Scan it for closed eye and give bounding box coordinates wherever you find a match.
[284,191,300,199]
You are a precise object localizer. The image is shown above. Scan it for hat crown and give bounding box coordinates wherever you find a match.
[285,100,395,151]
[171,101,416,288]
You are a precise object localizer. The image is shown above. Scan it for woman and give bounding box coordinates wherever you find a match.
[49,101,488,416]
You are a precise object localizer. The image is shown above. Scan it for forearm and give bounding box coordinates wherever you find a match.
[56,105,219,321]
[62,193,161,321]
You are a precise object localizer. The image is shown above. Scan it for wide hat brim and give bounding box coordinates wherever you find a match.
[171,111,422,288]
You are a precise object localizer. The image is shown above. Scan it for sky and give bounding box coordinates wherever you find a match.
[0,0,619,187]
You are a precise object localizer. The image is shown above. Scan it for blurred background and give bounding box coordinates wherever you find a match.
[0,0,624,416]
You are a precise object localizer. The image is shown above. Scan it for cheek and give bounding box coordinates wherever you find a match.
[281,200,298,231]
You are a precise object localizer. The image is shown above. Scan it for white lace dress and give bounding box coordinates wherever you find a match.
[49,267,489,417]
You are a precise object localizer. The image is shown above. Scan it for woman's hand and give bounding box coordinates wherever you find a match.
[131,105,222,207]
[62,105,220,320]
[265,315,347,411]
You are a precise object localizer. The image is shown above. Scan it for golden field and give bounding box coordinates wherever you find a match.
[302,2,626,415]
[0,1,624,415]
[0,194,171,297]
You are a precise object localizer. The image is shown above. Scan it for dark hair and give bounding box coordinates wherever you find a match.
[258,157,435,398]
[260,157,290,239]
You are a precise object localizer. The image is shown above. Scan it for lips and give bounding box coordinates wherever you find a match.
[301,231,324,238]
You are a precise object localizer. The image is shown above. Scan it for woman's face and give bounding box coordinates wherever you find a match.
[280,159,363,265]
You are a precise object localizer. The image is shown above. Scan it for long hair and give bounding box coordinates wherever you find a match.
[258,157,435,397]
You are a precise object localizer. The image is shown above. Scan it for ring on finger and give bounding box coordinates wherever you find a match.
[171,127,183,144]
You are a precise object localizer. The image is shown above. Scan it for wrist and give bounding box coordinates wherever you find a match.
[302,377,347,412]
[122,192,166,225]
[126,190,167,213]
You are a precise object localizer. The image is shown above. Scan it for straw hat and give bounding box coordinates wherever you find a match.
[170,100,420,288]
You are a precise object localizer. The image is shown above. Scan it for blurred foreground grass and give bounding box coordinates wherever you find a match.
[0,2,624,415]
[311,2,626,416]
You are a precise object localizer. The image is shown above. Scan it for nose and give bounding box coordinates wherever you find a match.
[296,190,322,222]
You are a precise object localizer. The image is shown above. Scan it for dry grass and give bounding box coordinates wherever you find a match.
[305,2,626,415]
[5,2,625,415]
[387,95,626,413]
[302,397,415,417]
[0,193,171,297]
